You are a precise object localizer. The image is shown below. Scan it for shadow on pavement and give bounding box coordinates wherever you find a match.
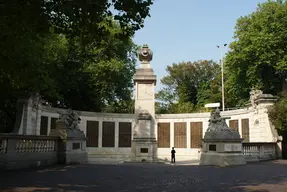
[0,160,287,192]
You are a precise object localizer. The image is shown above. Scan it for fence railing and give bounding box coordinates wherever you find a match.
[242,142,278,162]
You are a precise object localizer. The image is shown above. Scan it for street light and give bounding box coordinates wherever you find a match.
[216,44,227,111]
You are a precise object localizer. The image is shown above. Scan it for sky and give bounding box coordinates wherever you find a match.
[133,0,268,92]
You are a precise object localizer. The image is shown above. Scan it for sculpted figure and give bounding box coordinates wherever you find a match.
[206,109,231,132]
[59,108,81,131]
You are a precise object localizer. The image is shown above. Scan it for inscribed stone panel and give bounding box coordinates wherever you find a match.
[40,116,48,135]
[157,123,170,148]
[50,117,58,130]
[190,122,203,148]
[137,83,153,100]
[86,121,99,147]
[229,120,239,132]
[241,119,250,142]
[174,122,187,148]
[102,121,115,147]
[119,122,132,147]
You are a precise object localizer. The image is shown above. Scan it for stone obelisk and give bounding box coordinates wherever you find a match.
[131,44,157,162]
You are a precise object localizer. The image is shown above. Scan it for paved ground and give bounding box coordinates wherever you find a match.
[1,160,287,192]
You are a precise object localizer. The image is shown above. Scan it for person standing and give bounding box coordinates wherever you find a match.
[171,147,176,164]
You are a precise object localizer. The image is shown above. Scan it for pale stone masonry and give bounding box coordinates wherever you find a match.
[14,95,279,162]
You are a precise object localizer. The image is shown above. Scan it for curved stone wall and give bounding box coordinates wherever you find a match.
[15,96,279,162]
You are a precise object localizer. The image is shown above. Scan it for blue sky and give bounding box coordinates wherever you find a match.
[133,0,267,92]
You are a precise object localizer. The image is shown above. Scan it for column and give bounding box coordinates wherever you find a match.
[238,118,242,137]
[46,116,51,135]
[154,120,158,140]
[202,120,209,134]
[115,121,119,148]
[81,119,87,135]
[187,121,191,148]
[98,120,103,147]
[131,120,135,140]
[170,121,174,148]
[35,108,42,135]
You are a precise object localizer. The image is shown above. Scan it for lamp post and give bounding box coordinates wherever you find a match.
[217,44,227,111]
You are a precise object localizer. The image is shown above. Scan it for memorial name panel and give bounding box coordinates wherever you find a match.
[102,121,115,147]
[157,123,170,148]
[174,122,187,148]
[86,121,99,147]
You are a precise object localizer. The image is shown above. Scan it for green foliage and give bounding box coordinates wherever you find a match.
[156,60,221,113]
[1,0,153,37]
[225,0,287,105]
[48,22,138,111]
[103,100,135,113]
[268,92,287,135]
[155,101,170,114]
[0,0,152,132]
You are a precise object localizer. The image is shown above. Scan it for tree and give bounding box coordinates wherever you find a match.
[0,0,153,132]
[225,0,287,106]
[268,91,287,135]
[0,16,142,132]
[1,0,153,36]
[0,33,67,132]
[156,60,221,113]
[48,20,138,112]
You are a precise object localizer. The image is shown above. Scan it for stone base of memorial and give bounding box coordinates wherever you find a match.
[129,138,158,163]
[200,131,246,167]
[125,112,163,164]
[50,119,88,165]
[199,109,246,167]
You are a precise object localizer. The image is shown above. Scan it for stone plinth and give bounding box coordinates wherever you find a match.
[131,138,157,162]
[200,109,246,167]
[50,120,87,165]
[129,112,158,162]
[200,130,246,166]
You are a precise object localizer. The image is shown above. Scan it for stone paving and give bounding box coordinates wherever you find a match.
[1,160,287,192]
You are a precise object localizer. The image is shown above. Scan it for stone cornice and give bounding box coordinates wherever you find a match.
[156,108,255,119]
[40,106,255,120]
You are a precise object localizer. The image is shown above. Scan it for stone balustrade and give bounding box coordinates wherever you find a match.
[0,138,7,154]
[242,142,278,162]
[0,134,281,168]
[0,134,60,170]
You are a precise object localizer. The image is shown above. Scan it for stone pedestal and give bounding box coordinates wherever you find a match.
[200,110,246,167]
[131,113,158,162]
[131,138,157,162]
[200,139,246,166]
[50,119,88,164]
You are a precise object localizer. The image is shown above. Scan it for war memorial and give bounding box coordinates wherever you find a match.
[0,45,282,168]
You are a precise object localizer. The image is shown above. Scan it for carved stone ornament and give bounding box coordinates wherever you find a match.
[138,44,153,63]
[250,89,263,108]
[30,93,46,111]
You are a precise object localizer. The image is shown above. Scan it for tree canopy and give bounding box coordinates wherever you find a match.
[224,0,287,105]
[0,0,153,132]
[156,60,221,113]
[222,0,287,133]
[268,91,287,135]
